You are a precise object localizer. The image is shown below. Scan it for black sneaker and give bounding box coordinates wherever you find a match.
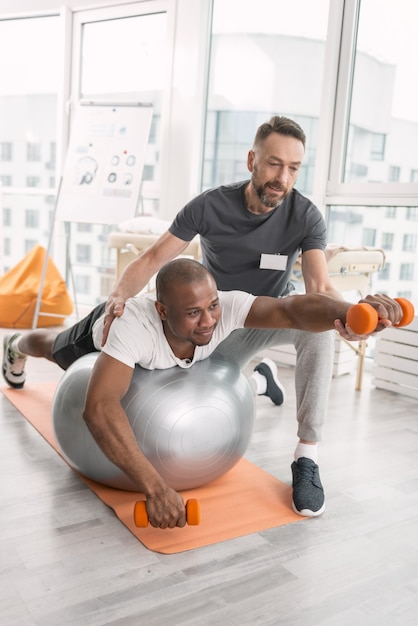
[291,457,325,517]
[2,333,27,389]
[253,357,285,405]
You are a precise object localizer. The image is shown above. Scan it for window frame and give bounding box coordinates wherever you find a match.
[325,0,418,207]
[69,0,212,220]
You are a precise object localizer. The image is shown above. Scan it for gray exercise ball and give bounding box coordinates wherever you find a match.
[52,352,255,491]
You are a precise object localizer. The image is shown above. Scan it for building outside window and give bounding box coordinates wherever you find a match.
[25,209,39,229]
[75,274,91,295]
[46,142,56,170]
[398,290,412,299]
[388,165,400,182]
[76,244,92,264]
[403,233,417,252]
[2,207,11,227]
[3,238,11,256]
[0,142,12,160]
[381,232,394,250]
[379,263,390,280]
[24,240,38,254]
[406,207,418,220]
[26,176,41,188]
[384,207,397,218]
[400,263,414,280]
[362,228,376,247]
[370,133,385,161]
[26,142,42,162]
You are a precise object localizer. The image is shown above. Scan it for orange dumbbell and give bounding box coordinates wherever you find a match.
[346,297,415,335]
[134,498,201,528]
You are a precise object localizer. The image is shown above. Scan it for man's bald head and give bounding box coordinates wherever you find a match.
[156,258,214,303]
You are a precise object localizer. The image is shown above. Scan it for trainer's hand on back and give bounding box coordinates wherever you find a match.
[102,296,126,346]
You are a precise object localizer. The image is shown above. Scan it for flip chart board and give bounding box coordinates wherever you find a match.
[56,103,153,224]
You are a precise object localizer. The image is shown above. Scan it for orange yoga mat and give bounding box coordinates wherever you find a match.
[2,382,305,554]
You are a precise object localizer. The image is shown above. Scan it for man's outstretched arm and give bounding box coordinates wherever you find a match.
[83,352,186,529]
[244,292,404,335]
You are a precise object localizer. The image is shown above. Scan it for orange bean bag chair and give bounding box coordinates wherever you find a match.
[0,245,73,328]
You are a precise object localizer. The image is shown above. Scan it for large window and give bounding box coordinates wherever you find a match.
[202,0,330,194]
[76,8,168,215]
[343,0,418,186]
[326,1,418,308]
[0,15,61,269]
[54,3,170,306]
[328,0,418,205]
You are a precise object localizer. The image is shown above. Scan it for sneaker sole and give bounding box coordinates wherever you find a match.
[2,365,25,389]
[292,501,326,517]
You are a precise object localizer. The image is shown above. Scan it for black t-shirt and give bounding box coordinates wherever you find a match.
[169,180,327,297]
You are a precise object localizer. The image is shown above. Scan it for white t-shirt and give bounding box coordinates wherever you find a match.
[92,290,256,370]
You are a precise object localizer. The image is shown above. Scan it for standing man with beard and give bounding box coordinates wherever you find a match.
[101,116,358,518]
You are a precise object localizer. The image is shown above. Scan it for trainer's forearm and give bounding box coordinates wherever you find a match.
[109,232,190,301]
[110,254,156,300]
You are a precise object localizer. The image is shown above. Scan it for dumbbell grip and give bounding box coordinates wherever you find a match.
[134,498,201,528]
[346,297,414,335]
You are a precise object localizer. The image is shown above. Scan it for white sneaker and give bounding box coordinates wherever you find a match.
[2,333,26,389]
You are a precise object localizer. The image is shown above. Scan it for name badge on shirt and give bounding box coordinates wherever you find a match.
[259,253,288,271]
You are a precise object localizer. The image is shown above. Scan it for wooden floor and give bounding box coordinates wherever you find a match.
[2,327,418,626]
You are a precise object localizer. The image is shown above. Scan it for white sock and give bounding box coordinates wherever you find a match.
[251,371,267,395]
[294,442,318,463]
[10,336,25,356]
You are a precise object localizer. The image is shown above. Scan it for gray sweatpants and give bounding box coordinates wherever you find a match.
[212,327,335,443]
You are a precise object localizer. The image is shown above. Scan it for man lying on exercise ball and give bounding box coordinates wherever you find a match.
[2,259,405,528]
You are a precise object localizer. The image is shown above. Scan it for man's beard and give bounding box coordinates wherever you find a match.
[252,176,290,209]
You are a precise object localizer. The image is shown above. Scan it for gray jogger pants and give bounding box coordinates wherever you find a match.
[212,327,335,442]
